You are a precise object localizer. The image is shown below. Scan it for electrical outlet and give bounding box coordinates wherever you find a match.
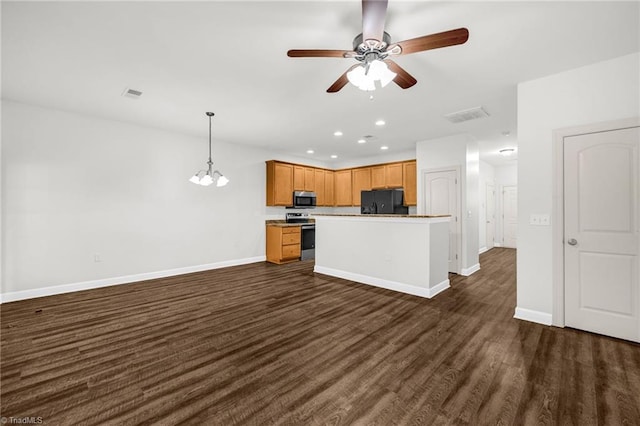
[540,214,550,226]
[529,214,540,225]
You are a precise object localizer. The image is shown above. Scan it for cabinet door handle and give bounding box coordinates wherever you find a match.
[568,238,578,246]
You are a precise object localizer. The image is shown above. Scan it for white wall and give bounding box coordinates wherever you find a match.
[517,52,640,321]
[416,133,479,273]
[1,100,421,300]
[1,100,300,298]
[333,149,416,170]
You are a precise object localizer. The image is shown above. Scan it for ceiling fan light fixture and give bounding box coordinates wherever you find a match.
[347,60,396,91]
[369,60,396,88]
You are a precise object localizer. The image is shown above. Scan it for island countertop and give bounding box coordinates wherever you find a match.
[311,213,450,218]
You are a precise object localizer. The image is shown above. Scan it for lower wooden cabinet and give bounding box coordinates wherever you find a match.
[266,225,301,264]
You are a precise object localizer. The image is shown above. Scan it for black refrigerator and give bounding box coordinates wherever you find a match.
[360,189,408,214]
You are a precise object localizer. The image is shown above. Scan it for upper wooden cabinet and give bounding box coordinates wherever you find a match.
[386,163,404,188]
[293,166,305,191]
[371,166,386,189]
[325,170,335,206]
[403,160,417,206]
[334,169,353,206]
[351,167,371,206]
[314,168,326,206]
[294,166,316,192]
[304,168,315,191]
[372,162,403,189]
[266,159,416,207]
[266,161,294,206]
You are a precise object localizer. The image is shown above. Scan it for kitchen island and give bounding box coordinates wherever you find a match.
[313,214,450,298]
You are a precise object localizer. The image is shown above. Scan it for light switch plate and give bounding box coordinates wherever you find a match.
[530,214,540,225]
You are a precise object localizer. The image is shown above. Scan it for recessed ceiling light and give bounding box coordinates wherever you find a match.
[307,149,314,154]
[375,120,386,126]
[334,131,343,136]
[330,154,338,159]
[499,148,515,157]
[357,139,366,144]
[380,146,389,150]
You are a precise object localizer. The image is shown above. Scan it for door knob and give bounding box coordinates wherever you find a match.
[568,238,578,246]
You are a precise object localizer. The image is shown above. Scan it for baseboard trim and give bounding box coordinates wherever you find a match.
[478,246,488,255]
[460,263,481,276]
[514,307,553,326]
[0,256,266,304]
[313,265,450,299]
[494,242,503,248]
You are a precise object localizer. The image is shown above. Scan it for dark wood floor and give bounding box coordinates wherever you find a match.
[1,248,639,425]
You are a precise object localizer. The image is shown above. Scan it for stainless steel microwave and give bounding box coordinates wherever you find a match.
[292,191,316,208]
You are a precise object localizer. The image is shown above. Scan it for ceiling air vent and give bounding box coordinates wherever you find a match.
[122,87,143,99]
[444,106,489,123]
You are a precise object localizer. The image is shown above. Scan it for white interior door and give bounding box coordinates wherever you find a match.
[486,183,495,250]
[502,186,518,248]
[564,126,639,342]
[424,170,459,273]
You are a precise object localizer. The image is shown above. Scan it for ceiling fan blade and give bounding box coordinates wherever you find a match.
[287,49,353,58]
[362,0,388,42]
[384,59,417,89]
[327,65,359,93]
[392,28,469,55]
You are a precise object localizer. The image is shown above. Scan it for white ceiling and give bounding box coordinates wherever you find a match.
[2,1,638,167]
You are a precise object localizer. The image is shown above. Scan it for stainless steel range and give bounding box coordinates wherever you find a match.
[286,213,315,260]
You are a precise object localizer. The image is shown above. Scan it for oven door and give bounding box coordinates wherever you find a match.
[300,225,315,260]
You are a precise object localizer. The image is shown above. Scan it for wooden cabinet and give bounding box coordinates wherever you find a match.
[294,166,317,192]
[403,160,417,206]
[266,225,301,264]
[293,166,305,191]
[371,166,386,189]
[371,162,403,189]
[267,159,416,207]
[334,169,352,206]
[304,168,315,191]
[386,163,404,188]
[325,170,335,206]
[351,167,372,206]
[266,161,293,206]
[314,168,325,206]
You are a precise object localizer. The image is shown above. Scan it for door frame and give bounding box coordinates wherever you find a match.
[422,166,462,274]
[552,117,640,327]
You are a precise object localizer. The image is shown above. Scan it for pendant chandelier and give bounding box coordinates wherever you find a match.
[189,112,229,187]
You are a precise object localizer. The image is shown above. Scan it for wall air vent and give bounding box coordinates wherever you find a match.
[444,106,490,123]
[122,87,143,99]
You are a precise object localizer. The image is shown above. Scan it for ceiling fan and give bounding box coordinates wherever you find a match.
[287,0,469,93]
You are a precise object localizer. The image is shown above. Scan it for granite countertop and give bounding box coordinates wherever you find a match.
[265,220,314,227]
[311,214,451,218]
